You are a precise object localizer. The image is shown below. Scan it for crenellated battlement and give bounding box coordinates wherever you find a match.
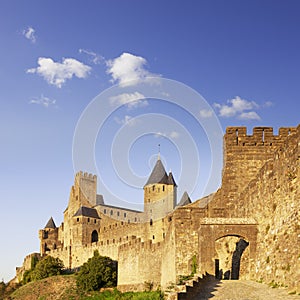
[225,126,296,147]
[75,171,97,181]
[73,171,97,206]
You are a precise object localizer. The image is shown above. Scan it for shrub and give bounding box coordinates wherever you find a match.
[31,256,64,281]
[76,250,117,292]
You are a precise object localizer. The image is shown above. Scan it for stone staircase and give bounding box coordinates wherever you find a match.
[166,273,218,300]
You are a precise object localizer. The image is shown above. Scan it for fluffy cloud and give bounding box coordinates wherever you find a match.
[109,92,148,109]
[114,115,138,127]
[214,96,261,120]
[29,95,56,108]
[79,49,104,65]
[154,131,180,139]
[238,111,261,120]
[27,57,91,88]
[106,52,160,86]
[199,109,213,118]
[22,26,36,43]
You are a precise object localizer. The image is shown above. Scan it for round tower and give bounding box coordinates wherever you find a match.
[144,156,177,221]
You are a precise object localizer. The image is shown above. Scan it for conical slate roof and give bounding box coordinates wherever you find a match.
[145,158,177,186]
[44,217,56,229]
[145,158,169,186]
[177,191,192,207]
[167,172,177,187]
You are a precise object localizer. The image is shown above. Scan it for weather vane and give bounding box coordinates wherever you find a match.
[158,144,161,160]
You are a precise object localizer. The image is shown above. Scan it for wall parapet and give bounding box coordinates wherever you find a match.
[225,126,296,147]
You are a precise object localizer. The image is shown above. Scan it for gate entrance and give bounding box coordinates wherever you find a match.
[215,236,249,280]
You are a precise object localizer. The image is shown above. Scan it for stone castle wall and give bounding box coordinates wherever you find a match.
[17,124,299,293]
[208,126,296,217]
[236,125,300,291]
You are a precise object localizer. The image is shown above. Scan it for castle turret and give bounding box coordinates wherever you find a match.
[144,157,177,221]
[39,217,61,255]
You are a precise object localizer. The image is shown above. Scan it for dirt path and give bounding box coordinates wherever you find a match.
[192,280,300,300]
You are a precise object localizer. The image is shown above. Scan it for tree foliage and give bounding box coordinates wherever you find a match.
[22,256,64,284]
[76,250,117,291]
[31,256,64,280]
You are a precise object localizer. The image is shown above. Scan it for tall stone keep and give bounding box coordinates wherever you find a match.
[143,157,177,221]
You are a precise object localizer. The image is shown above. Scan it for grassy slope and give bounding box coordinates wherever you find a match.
[9,275,163,300]
[10,275,79,300]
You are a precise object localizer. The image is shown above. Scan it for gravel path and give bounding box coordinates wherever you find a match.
[191,280,300,300]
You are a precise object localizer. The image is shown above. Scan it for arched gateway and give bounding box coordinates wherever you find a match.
[198,220,257,280]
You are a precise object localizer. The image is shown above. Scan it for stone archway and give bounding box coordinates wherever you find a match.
[215,235,249,280]
[91,230,98,243]
[198,221,257,280]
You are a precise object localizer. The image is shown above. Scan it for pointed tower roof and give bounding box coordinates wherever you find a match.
[177,191,192,207]
[145,158,169,186]
[145,158,177,186]
[167,172,177,186]
[44,217,56,229]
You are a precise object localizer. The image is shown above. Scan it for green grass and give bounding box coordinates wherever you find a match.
[9,275,164,300]
[78,289,164,300]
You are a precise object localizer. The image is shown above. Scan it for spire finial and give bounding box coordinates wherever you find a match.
[158,144,161,160]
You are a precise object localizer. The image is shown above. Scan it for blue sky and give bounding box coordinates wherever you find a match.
[0,0,299,282]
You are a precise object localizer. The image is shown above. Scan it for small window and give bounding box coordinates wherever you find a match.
[76,196,78,200]
[163,185,165,192]
[124,213,127,217]
[152,185,155,191]
[135,217,137,222]
[104,209,106,214]
[128,219,130,223]
[150,219,153,226]
[163,233,165,238]
[94,219,96,224]
[77,218,79,222]
[153,235,155,239]
[110,210,113,215]
[87,218,90,222]
[117,211,120,216]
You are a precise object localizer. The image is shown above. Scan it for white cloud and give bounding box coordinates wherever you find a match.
[22,26,36,43]
[214,96,260,120]
[27,57,91,88]
[154,131,180,139]
[169,131,180,139]
[29,95,56,108]
[199,109,213,118]
[109,92,148,109]
[238,111,261,120]
[106,52,160,86]
[263,101,273,108]
[114,115,138,127]
[79,49,104,65]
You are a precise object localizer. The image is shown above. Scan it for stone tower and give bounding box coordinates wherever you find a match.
[39,217,61,255]
[143,157,177,221]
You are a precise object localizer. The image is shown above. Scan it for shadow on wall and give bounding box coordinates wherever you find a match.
[216,239,249,280]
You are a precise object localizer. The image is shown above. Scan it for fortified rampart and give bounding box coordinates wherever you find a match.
[208,126,296,217]
[235,125,300,290]
[16,124,299,294]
